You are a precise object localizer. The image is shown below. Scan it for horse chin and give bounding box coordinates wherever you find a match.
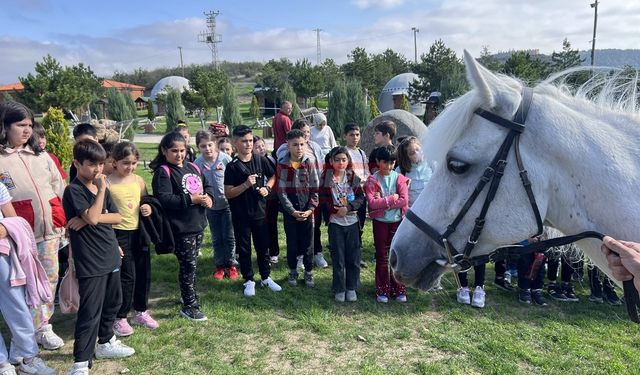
[395,261,446,290]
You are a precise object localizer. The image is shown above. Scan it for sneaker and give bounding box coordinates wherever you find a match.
[297,256,304,271]
[519,289,532,304]
[95,336,135,359]
[335,292,346,302]
[180,306,208,322]
[588,292,604,303]
[561,282,579,302]
[213,267,225,280]
[243,280,256,297]
[604,289,623,305]
[503,271,512,285]
[227,266,239,280]
[346,290,357,302]
[494,278,514,292]
[531,289,548,306]
[376,294,389,303]
[66,362,89,375]
[547,282,569,301]
[131,311,159,330]
[17,357,56,375]
[35,324,64,350]
[113,318,134,337]
[471,286,485,308]
[270,256,279,264]
[287,271,298,286]
[314,253,329,268]
[396,294,408,303]
[0,363,16,375]
[304,271,314,288]
[456,287,471,305]
[261,277,282,292]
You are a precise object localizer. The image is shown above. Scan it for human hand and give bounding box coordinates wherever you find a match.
[67,217,88,231]
[94,174,107,190]
[202,195,213,208]
[257,187,269,197]
[0,224,6,239]
[245,174,257,187]
[335,206,348,217]
[190,194,204,205]
[393,193,400,201]
[119,246,124,257]
[374,192,381,199]
[140,204,152,217]
[602,236,640,292]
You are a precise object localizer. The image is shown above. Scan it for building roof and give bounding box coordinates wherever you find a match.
[0,82,24,92]
[102,79,145,90]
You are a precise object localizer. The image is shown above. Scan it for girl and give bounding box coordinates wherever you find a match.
[217,138,234,157]
[150,132,214,322]
[108,142,159,335]
[365,145,409,303]
[194,130,237,280]
[321,147,365,302]
[0,183,56,375]
[0,102,66,350]
[253,136,280,264]
[395,136,432,207]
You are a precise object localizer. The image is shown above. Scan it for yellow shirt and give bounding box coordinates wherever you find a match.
[109,180,141,230]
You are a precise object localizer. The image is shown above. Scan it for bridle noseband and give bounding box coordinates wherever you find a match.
[404,87,640,323]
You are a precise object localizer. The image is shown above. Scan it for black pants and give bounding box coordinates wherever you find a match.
[74,271,122,364]
[283,214,313,272]
[356,199,367,241]
[234,217,271,281]
[494,260,507,280]
[115,229,151,318]
[517,252,546,290]
[588,266,616,295]
[174,233,203,308]
[266,199,280,257]
[313,209,323,255]
[547,253,573,283]
[329,222,361,293]
[459,264,486,288]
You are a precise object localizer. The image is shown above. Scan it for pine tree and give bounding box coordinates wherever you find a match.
[327,79,347,135]
[221,81,243,127]
[106,88,128,122]
[165,87,185,132]
[369,96,381,118]
[41,107,73,171]
[551,38,584,72]
[280,82,300,120]
[249,95,260,120]
[123,93,138,141]
[400,95,410,111]
[344,79,370,129]
[146,102,155,121]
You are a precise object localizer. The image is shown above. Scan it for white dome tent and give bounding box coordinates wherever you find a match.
[150,76,191,113]
[378,72,426,117]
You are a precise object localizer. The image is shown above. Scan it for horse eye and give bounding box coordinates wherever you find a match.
[447,158,470,175]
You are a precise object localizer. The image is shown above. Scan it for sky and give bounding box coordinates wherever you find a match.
[2,0,639,84]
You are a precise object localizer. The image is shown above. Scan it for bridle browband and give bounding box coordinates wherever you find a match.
[404,87,640,323]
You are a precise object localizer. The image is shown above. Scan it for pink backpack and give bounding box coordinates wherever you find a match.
[58,245,79,314]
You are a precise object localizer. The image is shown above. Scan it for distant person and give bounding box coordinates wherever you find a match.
[175,122,196,163]
[309,113,337,157]
[343,123,369,267]
[253,136,280,264]
[217,137,234,157]
[69,123,98,181]
[33,122,67,180]
[368,121,396,174]
[272,101,293,152]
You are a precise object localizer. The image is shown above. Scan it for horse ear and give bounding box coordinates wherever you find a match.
[463,50,520,115]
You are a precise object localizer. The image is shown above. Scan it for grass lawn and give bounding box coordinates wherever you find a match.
[12,166,640,374]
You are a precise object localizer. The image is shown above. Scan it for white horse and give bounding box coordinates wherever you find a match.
[390,50,640,290]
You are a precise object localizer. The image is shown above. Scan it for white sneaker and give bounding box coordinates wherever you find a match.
[35,324,64,350]
[66,362,88,375]
[314,253,329,268]
[95,336,135,359]
[270,256,279,264]
[243,280,256,297]
[18,357,56,375]
[296,256,304,271]
[471,286,486,308]
[261,277,282,292]
[346,290,357,302]
[0,363,17,375]
[456,287,471,305]
[335,292,346,302]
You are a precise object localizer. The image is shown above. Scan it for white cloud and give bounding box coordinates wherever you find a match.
[352,0,406,10]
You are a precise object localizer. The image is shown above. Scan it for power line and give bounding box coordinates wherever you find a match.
[198,10,222,69]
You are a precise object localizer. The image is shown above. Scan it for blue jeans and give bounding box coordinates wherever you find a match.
[207,207,237,267]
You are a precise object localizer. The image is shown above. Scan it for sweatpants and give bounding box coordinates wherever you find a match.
[459,264,486,288]
[206,208,237,267]
[32,238,60,330]
[328,222,361,293]
[283,214,313,272]
[74,270,122,363]
[372,220,406,297]
[233,218,271,281]
[265,200,280,258]
[174,233,203,309]
[0,255,38,364]
[115,229,151,319]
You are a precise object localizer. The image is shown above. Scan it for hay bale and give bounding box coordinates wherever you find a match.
[361,109,427,154]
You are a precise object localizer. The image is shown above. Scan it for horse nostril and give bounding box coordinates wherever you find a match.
[389,248,398,269]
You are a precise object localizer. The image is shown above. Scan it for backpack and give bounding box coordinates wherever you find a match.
[160,162,202,178]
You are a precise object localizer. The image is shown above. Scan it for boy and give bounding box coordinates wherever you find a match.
[224,125,282,297]
[277,129,319,287]
[69,123,98,181]
[368,120,396,174]
[63,140,135,375]
[175,121,196,163]
[343,123,369,245]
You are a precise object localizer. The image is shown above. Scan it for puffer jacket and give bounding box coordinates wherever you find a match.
[365,171,409,219]
[0,146,66,242]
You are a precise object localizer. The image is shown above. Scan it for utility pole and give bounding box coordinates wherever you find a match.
[313,28,323,65]
[590,1,599,66]
[411,27,419,64]
[198,10,222,69]
[178,46,185,77]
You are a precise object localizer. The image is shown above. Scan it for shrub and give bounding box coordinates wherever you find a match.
[249,95,260,120]
[344,79,369,128]
[41,107,73,171]
[221,81,242,127]
[369,96,381,119]
[165,88,185,132]
[327,79,346,135]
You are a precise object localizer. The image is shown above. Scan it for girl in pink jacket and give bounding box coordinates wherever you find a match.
[364,145,409,303]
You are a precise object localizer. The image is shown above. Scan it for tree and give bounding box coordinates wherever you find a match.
[369,96,381,119]
[183,67,227,119]
[318,59,344,95]
[165,87,185,132]
[289,59,324,106]
[327,80,347,134]
[551,38,584,72]
[280,82,300,120]
[257,58,294,103]
[249,96,260,120]
[502,51,550,84]
[410,39,464,104]
[41,107,73,171]
[477,46,503,72]
[146,102,155,121]
[221,81,242,127]
[342,47,376,97]
[106,88,129,121]
[18,54,103,113]
[400,95,410,111]
[344,79,369,128]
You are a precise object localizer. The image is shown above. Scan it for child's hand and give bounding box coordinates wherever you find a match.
[190,194,204,205]
[94,173,107,190]
[335,207,348,217]
[257,187,269,197]
[67,217,88,231]
[201,195,213,208]
[140,204,152,217]
[0,224,6,239]
[245,174,257,187]
[374,192,381,199]
[118,246,124,257]
[393,193,400,201]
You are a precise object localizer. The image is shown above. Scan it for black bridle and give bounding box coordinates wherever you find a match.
[404,88,640,323]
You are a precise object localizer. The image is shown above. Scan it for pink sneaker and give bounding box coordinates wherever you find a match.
[113,318,134,337]
[131,310,159,330]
